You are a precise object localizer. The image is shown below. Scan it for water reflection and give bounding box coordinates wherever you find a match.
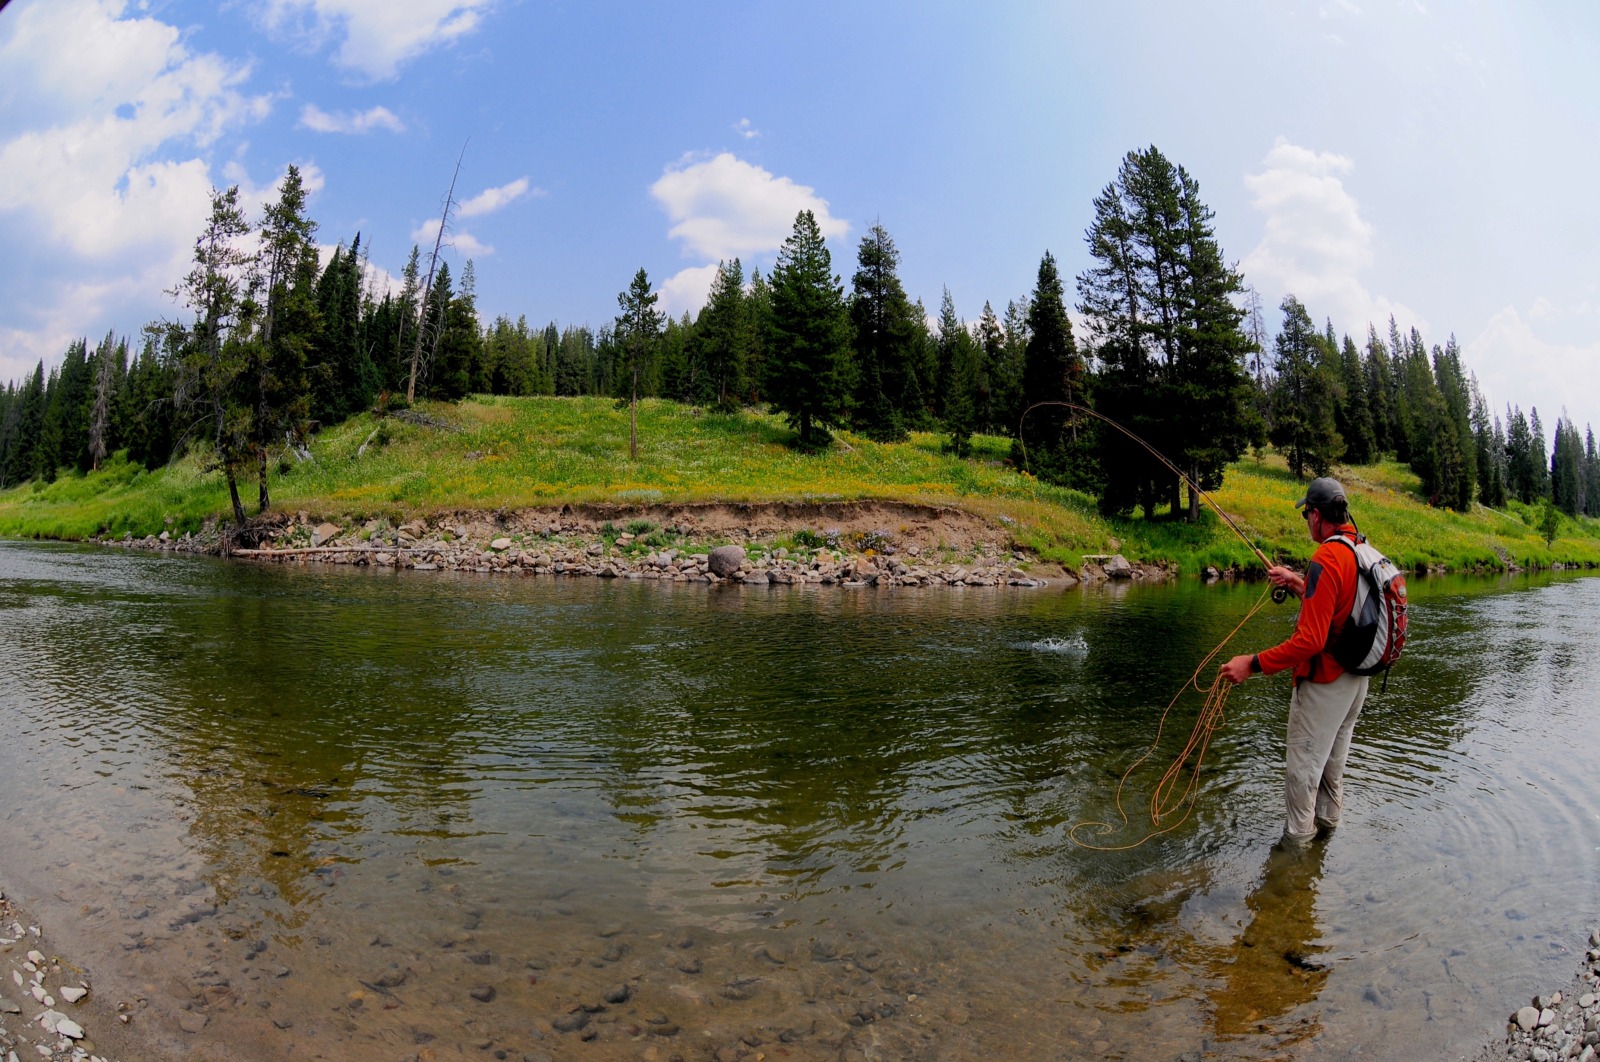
[1,543,1599,1059]
[1208,838,1329,1043]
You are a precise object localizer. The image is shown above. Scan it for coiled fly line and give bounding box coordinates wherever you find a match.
[1013,401,1283,849]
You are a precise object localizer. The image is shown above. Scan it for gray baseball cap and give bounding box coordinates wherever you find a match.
[1295,476,1347,510]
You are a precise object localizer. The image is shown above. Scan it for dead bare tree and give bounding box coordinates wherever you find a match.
[88,331,117,470]
[407,142,468,404]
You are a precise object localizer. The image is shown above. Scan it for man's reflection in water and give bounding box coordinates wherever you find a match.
[1209,836,1331,1040]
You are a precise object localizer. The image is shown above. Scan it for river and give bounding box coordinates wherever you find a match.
[0,540,1595,1060]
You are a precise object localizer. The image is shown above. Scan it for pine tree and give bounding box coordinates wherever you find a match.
[974,301,1004,433]
[1336,335,1377,464]
[1529,407,1550,500]
[934,289,979,456]
[1075,146,1257,517]
[847,224,923,440]
[1,363,44,487]
[1015,251,1087,486]
[695,259,749,410]
[1506,405,1538,503]
[765,211,854,449]
[171,185,255,524]
[1268,295,1343,478]
[1550,415,1585,516]
[1470,378,1504,508]
[1584,426,1600,518]
[614,267,663,458]
[87,331,124,470]
[744,268,772,404]
[1432,336,1476,510]
[1363,326,1396,455]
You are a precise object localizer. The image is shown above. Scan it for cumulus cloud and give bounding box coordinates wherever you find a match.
[649,152,847,315]
[258,0,495,81]
[1466,306,1600,431]
[458,177,536,217]
[0,0,268,260]
[652,152,848,262]
[298,103,405,133]
[656,264,722,319]
[733,118,760,140]
[0,0,270,381]
[411,217,493,257]
[1240,137,1424,336]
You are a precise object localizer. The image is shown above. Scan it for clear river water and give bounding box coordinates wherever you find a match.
[0,540,1597,1061]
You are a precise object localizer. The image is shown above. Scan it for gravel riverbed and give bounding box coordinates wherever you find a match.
[0,890,139,1062]
[1462,928,1600,1062]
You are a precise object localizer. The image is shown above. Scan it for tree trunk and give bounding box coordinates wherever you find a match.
[258,449,271,513]
[629,367,639,460]
[226,466,246,526]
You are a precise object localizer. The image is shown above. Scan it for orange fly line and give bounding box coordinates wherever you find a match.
[1011,401,1283,848]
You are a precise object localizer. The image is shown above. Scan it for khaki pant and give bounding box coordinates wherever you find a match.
[1284,671,1370,841]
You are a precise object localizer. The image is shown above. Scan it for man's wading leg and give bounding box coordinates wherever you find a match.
[1283,672,1369,841]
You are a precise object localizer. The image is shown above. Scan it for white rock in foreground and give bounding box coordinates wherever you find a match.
[58,985,86,1003]
[54,1016,83,1039]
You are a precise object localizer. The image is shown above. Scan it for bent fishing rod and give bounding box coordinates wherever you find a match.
[1015,400,1292,600]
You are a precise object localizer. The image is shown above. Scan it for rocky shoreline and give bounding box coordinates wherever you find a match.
[0,889,133,1062]
[1463,928,1600,1062]
[98,506,1181,589]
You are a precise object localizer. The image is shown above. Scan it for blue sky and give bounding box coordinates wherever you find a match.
[3,0,1598,436]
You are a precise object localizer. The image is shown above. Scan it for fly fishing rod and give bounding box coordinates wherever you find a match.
[1014,400,1276,573]
[1011,401,1293,848]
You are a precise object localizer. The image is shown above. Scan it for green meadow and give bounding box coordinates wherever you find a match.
[3,395,1597,574]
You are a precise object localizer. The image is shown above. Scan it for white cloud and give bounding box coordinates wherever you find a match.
[298,103,405,134]
[258,0,495,81]
[733,118,760,140]
[458,177,535,217]
[651,152,848,263]
[0,0,271,382]
[657,264,722,319]
[1465,306,1600,431]
[1240,137,1424,336]
[410,217,493,257]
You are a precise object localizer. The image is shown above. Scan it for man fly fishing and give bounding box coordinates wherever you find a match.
[1219,477,1378,845]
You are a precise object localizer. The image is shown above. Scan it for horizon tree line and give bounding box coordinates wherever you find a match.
[3,146,1598,525]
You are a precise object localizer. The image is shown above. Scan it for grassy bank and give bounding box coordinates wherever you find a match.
[3,395,1598,573]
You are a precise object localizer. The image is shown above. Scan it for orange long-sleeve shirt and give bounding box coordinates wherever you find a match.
[1256,523,1361,684]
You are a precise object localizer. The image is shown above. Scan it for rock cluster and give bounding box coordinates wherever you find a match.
[113,514,1066,589]
[0,891,113,1062]
[1468,927,1600,1062]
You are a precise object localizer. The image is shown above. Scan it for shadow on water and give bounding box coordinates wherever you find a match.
[0,542,1598,1058]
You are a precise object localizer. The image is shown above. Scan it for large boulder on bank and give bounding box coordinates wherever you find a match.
[311,522,342,547]
[1105,553,1133,579]
[708,545,746,577]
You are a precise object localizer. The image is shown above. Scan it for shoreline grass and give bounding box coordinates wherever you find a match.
[3,395,1598,574]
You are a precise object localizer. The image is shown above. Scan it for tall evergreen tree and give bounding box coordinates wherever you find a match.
[1075,146,1257,517]
[1015,251,1087,485]
[1470,377,1504,508]
[766,210,854,449]
[1584,426,1600,518]
[1529,407,1550,500]
[934,289,980,456]
[2,363,44,487]
[1335,334,1377,464]
[847,224,923,440]
[1363,326,1397,455]
[1268,295,1343,477]
[695,258,749,409]
[613,267,663,458]
[171,185,255,524]
[974,301,1005,433]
